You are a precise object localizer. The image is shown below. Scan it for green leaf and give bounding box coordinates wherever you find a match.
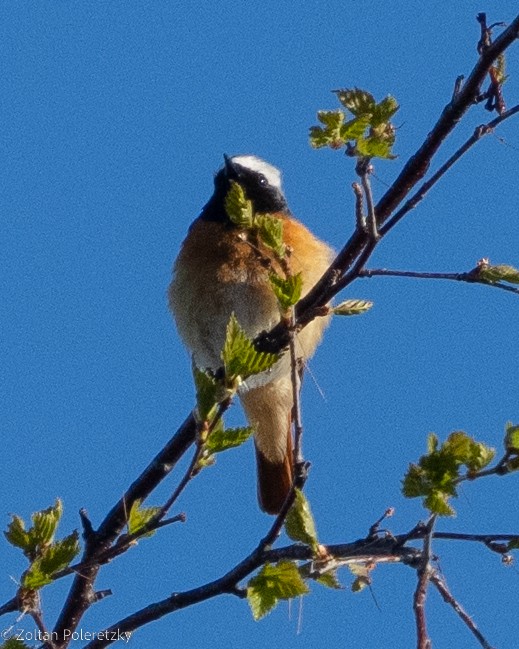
[494,53,508,85]
[269,273,303,310]
[255,214,285,258]
[479,264,519,284]
[22,565,52,589]
[505,422,519,453]
[193,366,219,422]
[371,95,399,126]
[356,133,396,160]
[340,116,371,141]
[335,88,376,116]
[128,499,161,537]
[402,431,495,516]
[402,464,427,498]
[349,562,372,592]
[424,491,455,517]
[427,432,439,454]
[309,110,345,149]
[4,515,30,551]
[224,180,254,228]
[5,500,65,557]
[39,532,80,574]
[314,570,343,590]
[23,531,80,589]
[221,313,279,381]
[443,431,495,472]
[285,489,319,552]
[31,498,63,548]
[205,426,254,453]
[247,561,309,620]
[332,299,373,316]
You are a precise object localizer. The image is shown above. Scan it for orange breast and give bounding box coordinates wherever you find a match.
[169,213,333,377]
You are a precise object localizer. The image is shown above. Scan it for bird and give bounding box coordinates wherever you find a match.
[169,155,333,514]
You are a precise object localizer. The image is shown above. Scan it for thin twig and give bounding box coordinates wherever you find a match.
[31,607,56,649]
[359,267,519,296]
[80,534,422,648]
[431,571,495,649]
[357,160,379,240]
[289,307,304,466]
[51,413,197,647]
[413,515,436,649]
[33,15,519,646]
[352,182,365,232]
[380,103,519,235]
[368,508,395,538]
[375,15,519,225]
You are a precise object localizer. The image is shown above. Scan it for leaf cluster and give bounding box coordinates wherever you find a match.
[4,499,80,591]
[246,490,344,619]
[402,432,495,516]
[309,88,399,160]
[225,181,286,258]
[192,316,275,471]
[478,263,519,285]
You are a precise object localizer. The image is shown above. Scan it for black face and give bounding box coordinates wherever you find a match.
[199,158,288,223]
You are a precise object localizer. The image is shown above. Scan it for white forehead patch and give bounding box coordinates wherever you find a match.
[230,155,282,190]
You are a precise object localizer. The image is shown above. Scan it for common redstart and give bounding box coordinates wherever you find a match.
[169,155,333,513]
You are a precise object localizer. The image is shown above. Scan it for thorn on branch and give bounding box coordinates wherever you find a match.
[368,507,395,539]
[476,13,508,114]
[79,508,97,546]
[155,513,187,530]
[477,13,492,55]
[294,460,311,490]
[92,589,113,604]
[451,75,465,101]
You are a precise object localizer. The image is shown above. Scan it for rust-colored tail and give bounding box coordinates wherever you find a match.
[255,429,293,514]
[240,378,294,514]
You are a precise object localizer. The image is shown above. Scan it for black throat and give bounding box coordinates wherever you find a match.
[199,167,289,223]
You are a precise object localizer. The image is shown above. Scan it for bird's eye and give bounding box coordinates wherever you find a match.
[258,174,268,186]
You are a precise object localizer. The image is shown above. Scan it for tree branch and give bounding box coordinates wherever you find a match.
[380,103,519,235]
[257,16,519,355]
[50,413,197,647]
[11,14,517,647]
[413,516,436,649]
[431,571,495,649]
[79,519,519,648]
[81,533,422,648]
[359,267,519,296]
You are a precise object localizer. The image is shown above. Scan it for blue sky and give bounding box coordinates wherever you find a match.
[1,2,518,647]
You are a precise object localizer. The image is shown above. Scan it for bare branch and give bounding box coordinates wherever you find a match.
[359,267,519,296]
[13,14,517,647]
[413,516,436,649]
[51,413,197,647]
[257,18,519,355]
[431,571,495,649]
[81,534,423,648]
[380,103,519,235]
[375,16,519,225]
